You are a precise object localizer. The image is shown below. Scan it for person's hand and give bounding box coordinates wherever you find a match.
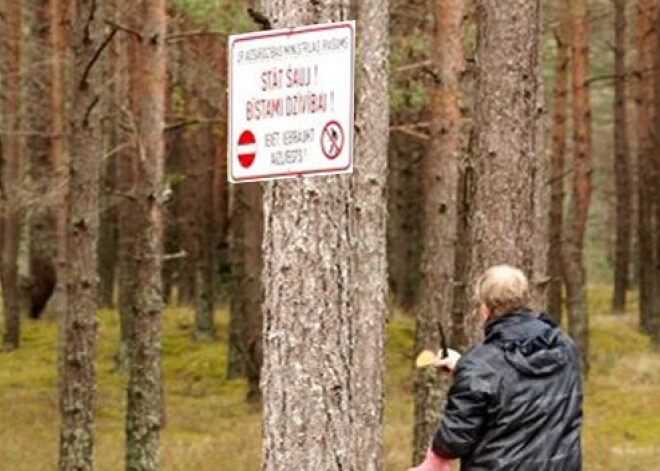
[406,448,452,471]
[434,348,461,372]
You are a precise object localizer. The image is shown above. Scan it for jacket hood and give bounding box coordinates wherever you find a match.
[484,309,569,377]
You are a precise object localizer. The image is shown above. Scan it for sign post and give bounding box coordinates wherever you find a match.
[228,21,355,183]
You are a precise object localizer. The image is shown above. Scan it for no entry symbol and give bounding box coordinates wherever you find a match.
[238,130,257,169]
[321,121,344,160]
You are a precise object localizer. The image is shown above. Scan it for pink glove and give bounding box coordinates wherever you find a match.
[406,448,452,471]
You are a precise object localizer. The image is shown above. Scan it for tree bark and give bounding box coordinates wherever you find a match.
[563,0,592,374]
[611,0,632,314]
[260,1,388,469]
[351,0,389,468]
[547,1,570,324]
[58,0,104,468]
[1,0,23,351]
[125,1,167,468]
[636,0,656,333]
[413,0,463,462]
[466,0,545,344]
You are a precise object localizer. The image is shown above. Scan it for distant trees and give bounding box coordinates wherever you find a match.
[27,0,57,321]
[1,0,23,351]
[612,0,631,314]
[636,0,656,335]
[652,0,660,346]
[228,181,263,400]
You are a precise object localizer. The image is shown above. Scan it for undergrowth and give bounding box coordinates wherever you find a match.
[0,287,658,470]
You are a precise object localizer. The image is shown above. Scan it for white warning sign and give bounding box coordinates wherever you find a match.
[228,21,355,183]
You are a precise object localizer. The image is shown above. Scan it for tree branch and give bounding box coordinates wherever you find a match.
[390,125,430,140]
[80,27,118,90]
[247,7,273,30]
[104,19,142,40]
[395,60,432,74]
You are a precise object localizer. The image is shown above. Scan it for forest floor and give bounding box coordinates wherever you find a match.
[0,287,659,470]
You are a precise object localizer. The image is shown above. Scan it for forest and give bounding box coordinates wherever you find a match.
[0,0,659,470]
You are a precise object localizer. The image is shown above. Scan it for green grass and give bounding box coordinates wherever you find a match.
[1,289,659,470]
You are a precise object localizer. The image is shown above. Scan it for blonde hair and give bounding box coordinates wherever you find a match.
[475,265,530,318]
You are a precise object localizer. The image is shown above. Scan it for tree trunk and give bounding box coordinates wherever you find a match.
[611,0,632,314]
[651,1,660,347]
[58,0,104,468]
[27,0,57,320]
[413,0,464,462]
[466,0,545,344]
[260,0,388,469]
[50,0,71,319]
[636,0,656,333]
[451,7,477,353]
[125,1,167,468]
[110,0,135,372]
[351,0,389,468]
[98,162,117,308]
[1,0,23,351]
[388,134,423,311]
[563,0,592,374]
[547,2,570,324]
[98,0,118,310]
[228,182,263,401]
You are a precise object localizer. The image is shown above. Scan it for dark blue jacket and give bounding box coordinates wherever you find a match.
[432,309,583,470]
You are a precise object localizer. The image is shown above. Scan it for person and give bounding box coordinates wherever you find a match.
[408,265,583,471]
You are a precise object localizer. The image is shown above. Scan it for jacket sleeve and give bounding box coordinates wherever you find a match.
[432,355,497,459]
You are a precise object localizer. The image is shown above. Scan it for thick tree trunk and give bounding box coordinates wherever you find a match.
[413,0,463,462]
[125,1,167,469]
[612,0,632,314]
[563,0,592,374]
[547,3,570,324]
[260,1,387,469]
[27,0,57,320]
[467,0,545,344]
[351,1,389,468]
[58,0,104,468]
[636,0,656,333]
[1,0,23,351]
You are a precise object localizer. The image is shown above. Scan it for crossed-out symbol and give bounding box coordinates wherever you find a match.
[321,121,345,160]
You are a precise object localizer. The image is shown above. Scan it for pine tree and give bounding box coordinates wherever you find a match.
[124,1,168,468]
[260,0,388,468]
[413,0,464,461]
[466,0,546,344]
[0,0,23,351]
[58,0,104,467]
